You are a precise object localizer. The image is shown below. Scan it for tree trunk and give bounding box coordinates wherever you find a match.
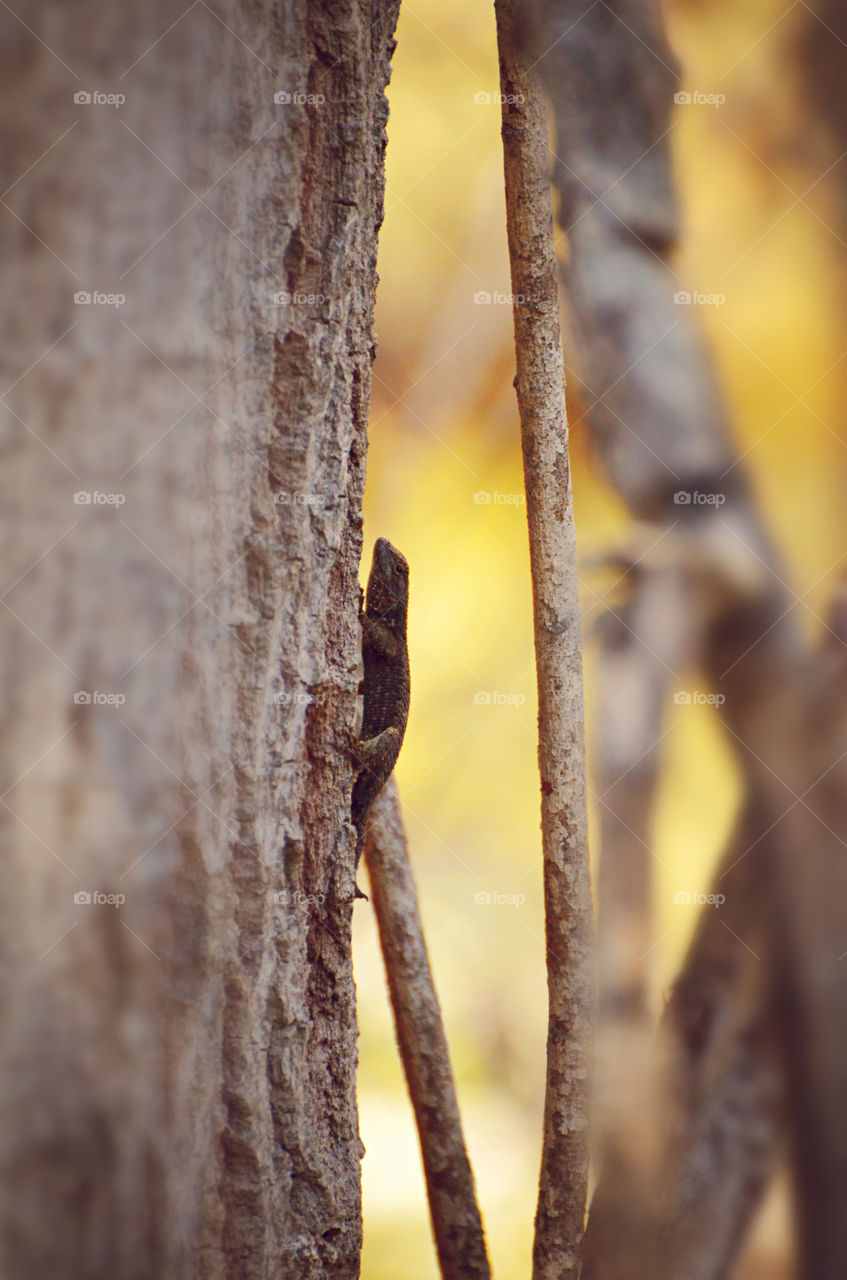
[0,2,399,1277]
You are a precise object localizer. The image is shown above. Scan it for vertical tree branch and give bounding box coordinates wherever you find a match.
[494,6,594,1276]
[364,781,491,1280]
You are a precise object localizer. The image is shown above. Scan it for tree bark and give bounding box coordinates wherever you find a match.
[494,7,595,1276]
[0,2,399,1277]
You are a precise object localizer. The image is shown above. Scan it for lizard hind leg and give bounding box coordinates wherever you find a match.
[353,724,401,776]
[351,726,402,876]
[351,726,402,823]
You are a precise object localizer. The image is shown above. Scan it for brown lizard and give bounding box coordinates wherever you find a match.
[351,538,410,869]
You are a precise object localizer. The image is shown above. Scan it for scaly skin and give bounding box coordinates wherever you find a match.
[351,538,410,866]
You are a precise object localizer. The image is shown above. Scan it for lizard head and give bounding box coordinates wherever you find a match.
[366,538,409,628]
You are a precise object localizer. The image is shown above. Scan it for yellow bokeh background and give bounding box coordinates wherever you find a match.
[354,2,844,1276]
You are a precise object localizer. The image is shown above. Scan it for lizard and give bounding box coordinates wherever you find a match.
[350,537,410,873]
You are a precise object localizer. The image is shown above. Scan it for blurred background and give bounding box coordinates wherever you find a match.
[354,1,844,1275]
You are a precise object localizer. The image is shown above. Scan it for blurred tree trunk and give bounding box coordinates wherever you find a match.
[0,2,399,1278]
[522,3,847,1277]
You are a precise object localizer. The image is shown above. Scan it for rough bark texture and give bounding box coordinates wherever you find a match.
[494,6,595,1276]
[365,781,491,1280]
[0,2,399,1277]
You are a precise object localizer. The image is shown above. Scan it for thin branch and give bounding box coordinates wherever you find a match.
[364,781,491,1280]
[494,6,594,1277]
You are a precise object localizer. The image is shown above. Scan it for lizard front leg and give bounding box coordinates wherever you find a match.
[361,612,400,660]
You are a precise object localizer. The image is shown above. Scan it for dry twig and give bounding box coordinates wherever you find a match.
[495,5,594,1275]
[364,781,491,1280]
